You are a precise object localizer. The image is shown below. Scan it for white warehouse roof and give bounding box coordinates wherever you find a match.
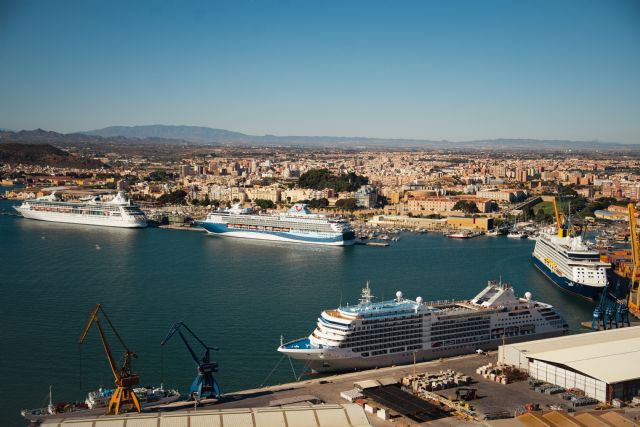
[502,326,640,384]
[41,404,371,427]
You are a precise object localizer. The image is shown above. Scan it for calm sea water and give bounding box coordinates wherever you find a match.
[0,198,593,426]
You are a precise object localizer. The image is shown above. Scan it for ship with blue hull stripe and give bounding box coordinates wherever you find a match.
[198,204,355,246]
[532,227,609,302]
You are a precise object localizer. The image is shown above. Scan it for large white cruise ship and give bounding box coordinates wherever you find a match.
[198,203,355,246]
[532,227,609,301]
[279,281,568,372]
[15,192,147,228]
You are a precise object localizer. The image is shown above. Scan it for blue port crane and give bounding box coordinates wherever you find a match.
[160,322,221,400]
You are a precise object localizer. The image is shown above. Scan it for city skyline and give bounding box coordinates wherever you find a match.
[1,0,639,143]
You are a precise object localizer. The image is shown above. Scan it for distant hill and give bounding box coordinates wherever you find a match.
[0,128,199,146]
[1,125,636,151]
[84,125,252,144]
[82,124,637,150]
[0,142,106,168]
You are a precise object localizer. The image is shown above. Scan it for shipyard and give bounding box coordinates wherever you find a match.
[2,0,640,426]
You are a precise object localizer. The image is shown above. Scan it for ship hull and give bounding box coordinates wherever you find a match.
[199,222,355,246]
[532,256,602,301]
[15,207,147,228]
[282,331,566,373]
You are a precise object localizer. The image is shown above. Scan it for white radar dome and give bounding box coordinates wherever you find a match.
[525,291,532,301]
[416,297,423,304]
[396,291,403,301]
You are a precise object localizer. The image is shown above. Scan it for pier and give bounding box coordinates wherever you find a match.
[38,349,640,426]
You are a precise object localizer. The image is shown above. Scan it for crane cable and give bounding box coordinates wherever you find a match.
[79,343,83,390]
[260,354,285,388]
[160,345,164,385]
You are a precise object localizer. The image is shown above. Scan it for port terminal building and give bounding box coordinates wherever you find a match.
[499,326,640,403]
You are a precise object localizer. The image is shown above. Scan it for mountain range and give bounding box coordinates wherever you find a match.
[82,125,637,150]
[0,125,637,150]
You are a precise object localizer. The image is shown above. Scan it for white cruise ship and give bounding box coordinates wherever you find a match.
[14,192,147,228]
[279,281,568,372]
[532,227,609,301]
[198,203,355,246]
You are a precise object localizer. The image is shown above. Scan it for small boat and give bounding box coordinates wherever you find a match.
[21,385,180,423]
[446,230,482,239]
[507,231,527,239]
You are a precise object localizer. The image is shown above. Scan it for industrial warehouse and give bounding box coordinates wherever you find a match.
[499,326,640,403]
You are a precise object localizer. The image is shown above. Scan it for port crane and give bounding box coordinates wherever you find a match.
[552,197,568,237]
[79,304,141,415]
[160,322,221,400]
[627,204,640,317]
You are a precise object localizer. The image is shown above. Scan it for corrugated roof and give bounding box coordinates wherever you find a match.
[574,412,616,427]
[503,326,640,384]
[527,337,640,384]
[504,327,640,354]
[513,411,637,427]
[41,404,371,427]
[598,411,637,427]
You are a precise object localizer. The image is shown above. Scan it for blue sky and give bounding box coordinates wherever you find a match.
[1,0,639,142]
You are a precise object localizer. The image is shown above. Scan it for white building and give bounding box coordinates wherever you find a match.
[499,326,640,402]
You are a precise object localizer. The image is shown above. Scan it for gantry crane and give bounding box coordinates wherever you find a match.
[161,322,221,400]
[627,204,640,316]
[79,304,141,414]
[552,197,568,238]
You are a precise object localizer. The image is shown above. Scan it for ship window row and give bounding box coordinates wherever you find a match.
[351,324,422,334]
[345,334,422,347]
[361,318,423,326]
[351,339,422,353]
[431,320,490,331]
[431,330,490,341]
[431,325,491,335]
[432,318,491,326]
[31,202,122,211]
[355,319,422,330]
[343,332,422,345]
[361,315,422,325]
[227,217,335,231]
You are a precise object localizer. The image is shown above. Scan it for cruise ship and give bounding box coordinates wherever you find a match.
[279,280,568,372]
[14,192,147,228]
[532,227,609,301]
[198,203,355,246]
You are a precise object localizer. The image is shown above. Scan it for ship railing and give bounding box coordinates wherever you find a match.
[423,298,456,306]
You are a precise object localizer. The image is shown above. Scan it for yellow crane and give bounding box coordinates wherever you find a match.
[552,198,568,237]
[627,204,640,315]
[79,304,141,415]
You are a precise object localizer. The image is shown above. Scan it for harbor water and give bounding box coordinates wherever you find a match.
[0,198,592,426]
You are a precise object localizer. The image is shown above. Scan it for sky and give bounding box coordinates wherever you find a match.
[0,0,639,143]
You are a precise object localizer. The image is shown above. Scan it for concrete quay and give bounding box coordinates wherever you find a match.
[177,351,603,426]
